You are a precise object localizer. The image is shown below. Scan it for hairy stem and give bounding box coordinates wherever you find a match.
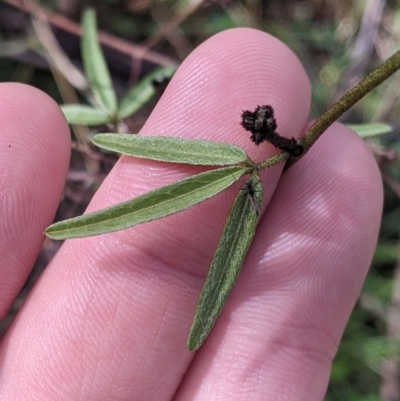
[257,48,400,172]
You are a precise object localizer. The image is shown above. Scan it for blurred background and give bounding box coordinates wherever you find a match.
[0,1,399,400]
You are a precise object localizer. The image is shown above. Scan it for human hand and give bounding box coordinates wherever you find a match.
[0,29,382,400]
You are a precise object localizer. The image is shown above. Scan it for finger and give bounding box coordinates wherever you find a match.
[0,29,310,400]
[176,123,382,400]
[0,83,70,318]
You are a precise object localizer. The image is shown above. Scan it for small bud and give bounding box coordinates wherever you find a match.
[241,105,277,145]
[241,104,303,157]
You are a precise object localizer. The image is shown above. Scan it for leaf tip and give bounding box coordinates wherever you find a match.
[43,226,57,240]
[186,317,211,351]
[186,331,202,352]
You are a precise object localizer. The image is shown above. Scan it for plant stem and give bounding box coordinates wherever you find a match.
[256,151,288,171]
[257,48,400,172]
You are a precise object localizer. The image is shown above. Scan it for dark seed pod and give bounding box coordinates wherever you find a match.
[241,105,277,145]
[241,104,304,157]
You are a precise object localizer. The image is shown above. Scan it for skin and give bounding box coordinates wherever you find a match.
[0,28,382,400]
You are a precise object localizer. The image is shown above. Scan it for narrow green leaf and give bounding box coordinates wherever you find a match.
[187,174,264,351]
[45,166,249,240]
[118,65,176,119]
[61,104,110,125]
[347,123,393,138]
[81,8,117,114]
[93,134,249,166]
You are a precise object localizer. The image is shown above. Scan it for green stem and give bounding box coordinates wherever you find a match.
[257,48,400,172]
[256,151,288,171]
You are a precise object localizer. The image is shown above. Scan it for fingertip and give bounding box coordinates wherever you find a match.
[258,120,383,326]
[0,83,70,317]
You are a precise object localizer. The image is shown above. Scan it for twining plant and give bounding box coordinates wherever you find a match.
[45,9,400,351]
[60,8,175,127]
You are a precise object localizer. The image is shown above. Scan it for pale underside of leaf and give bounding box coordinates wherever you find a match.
[93,134,249,166]
[346,122,393,138]
[45,166,249,240]
[81,8,117,114]
[61,105,110,125]
[187,174,264,351]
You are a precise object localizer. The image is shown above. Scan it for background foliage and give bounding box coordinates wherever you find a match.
[1,0,399,399]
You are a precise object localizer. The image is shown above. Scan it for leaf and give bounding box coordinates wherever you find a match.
[61,104,111,125]
[118,65,176,118]
[92,134,249,166]
[81,8,117,115]
[187,173,264,351]
[347,123,393,138]
[45,166,249,240]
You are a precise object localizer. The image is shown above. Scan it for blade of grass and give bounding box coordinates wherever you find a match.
[81,8,117,115]
[45,166,249,240]
[187,173,264,351]
[93,133,249,166]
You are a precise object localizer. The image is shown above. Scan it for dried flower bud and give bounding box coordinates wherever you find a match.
[241,105,277,145]
[241,104,304,157]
